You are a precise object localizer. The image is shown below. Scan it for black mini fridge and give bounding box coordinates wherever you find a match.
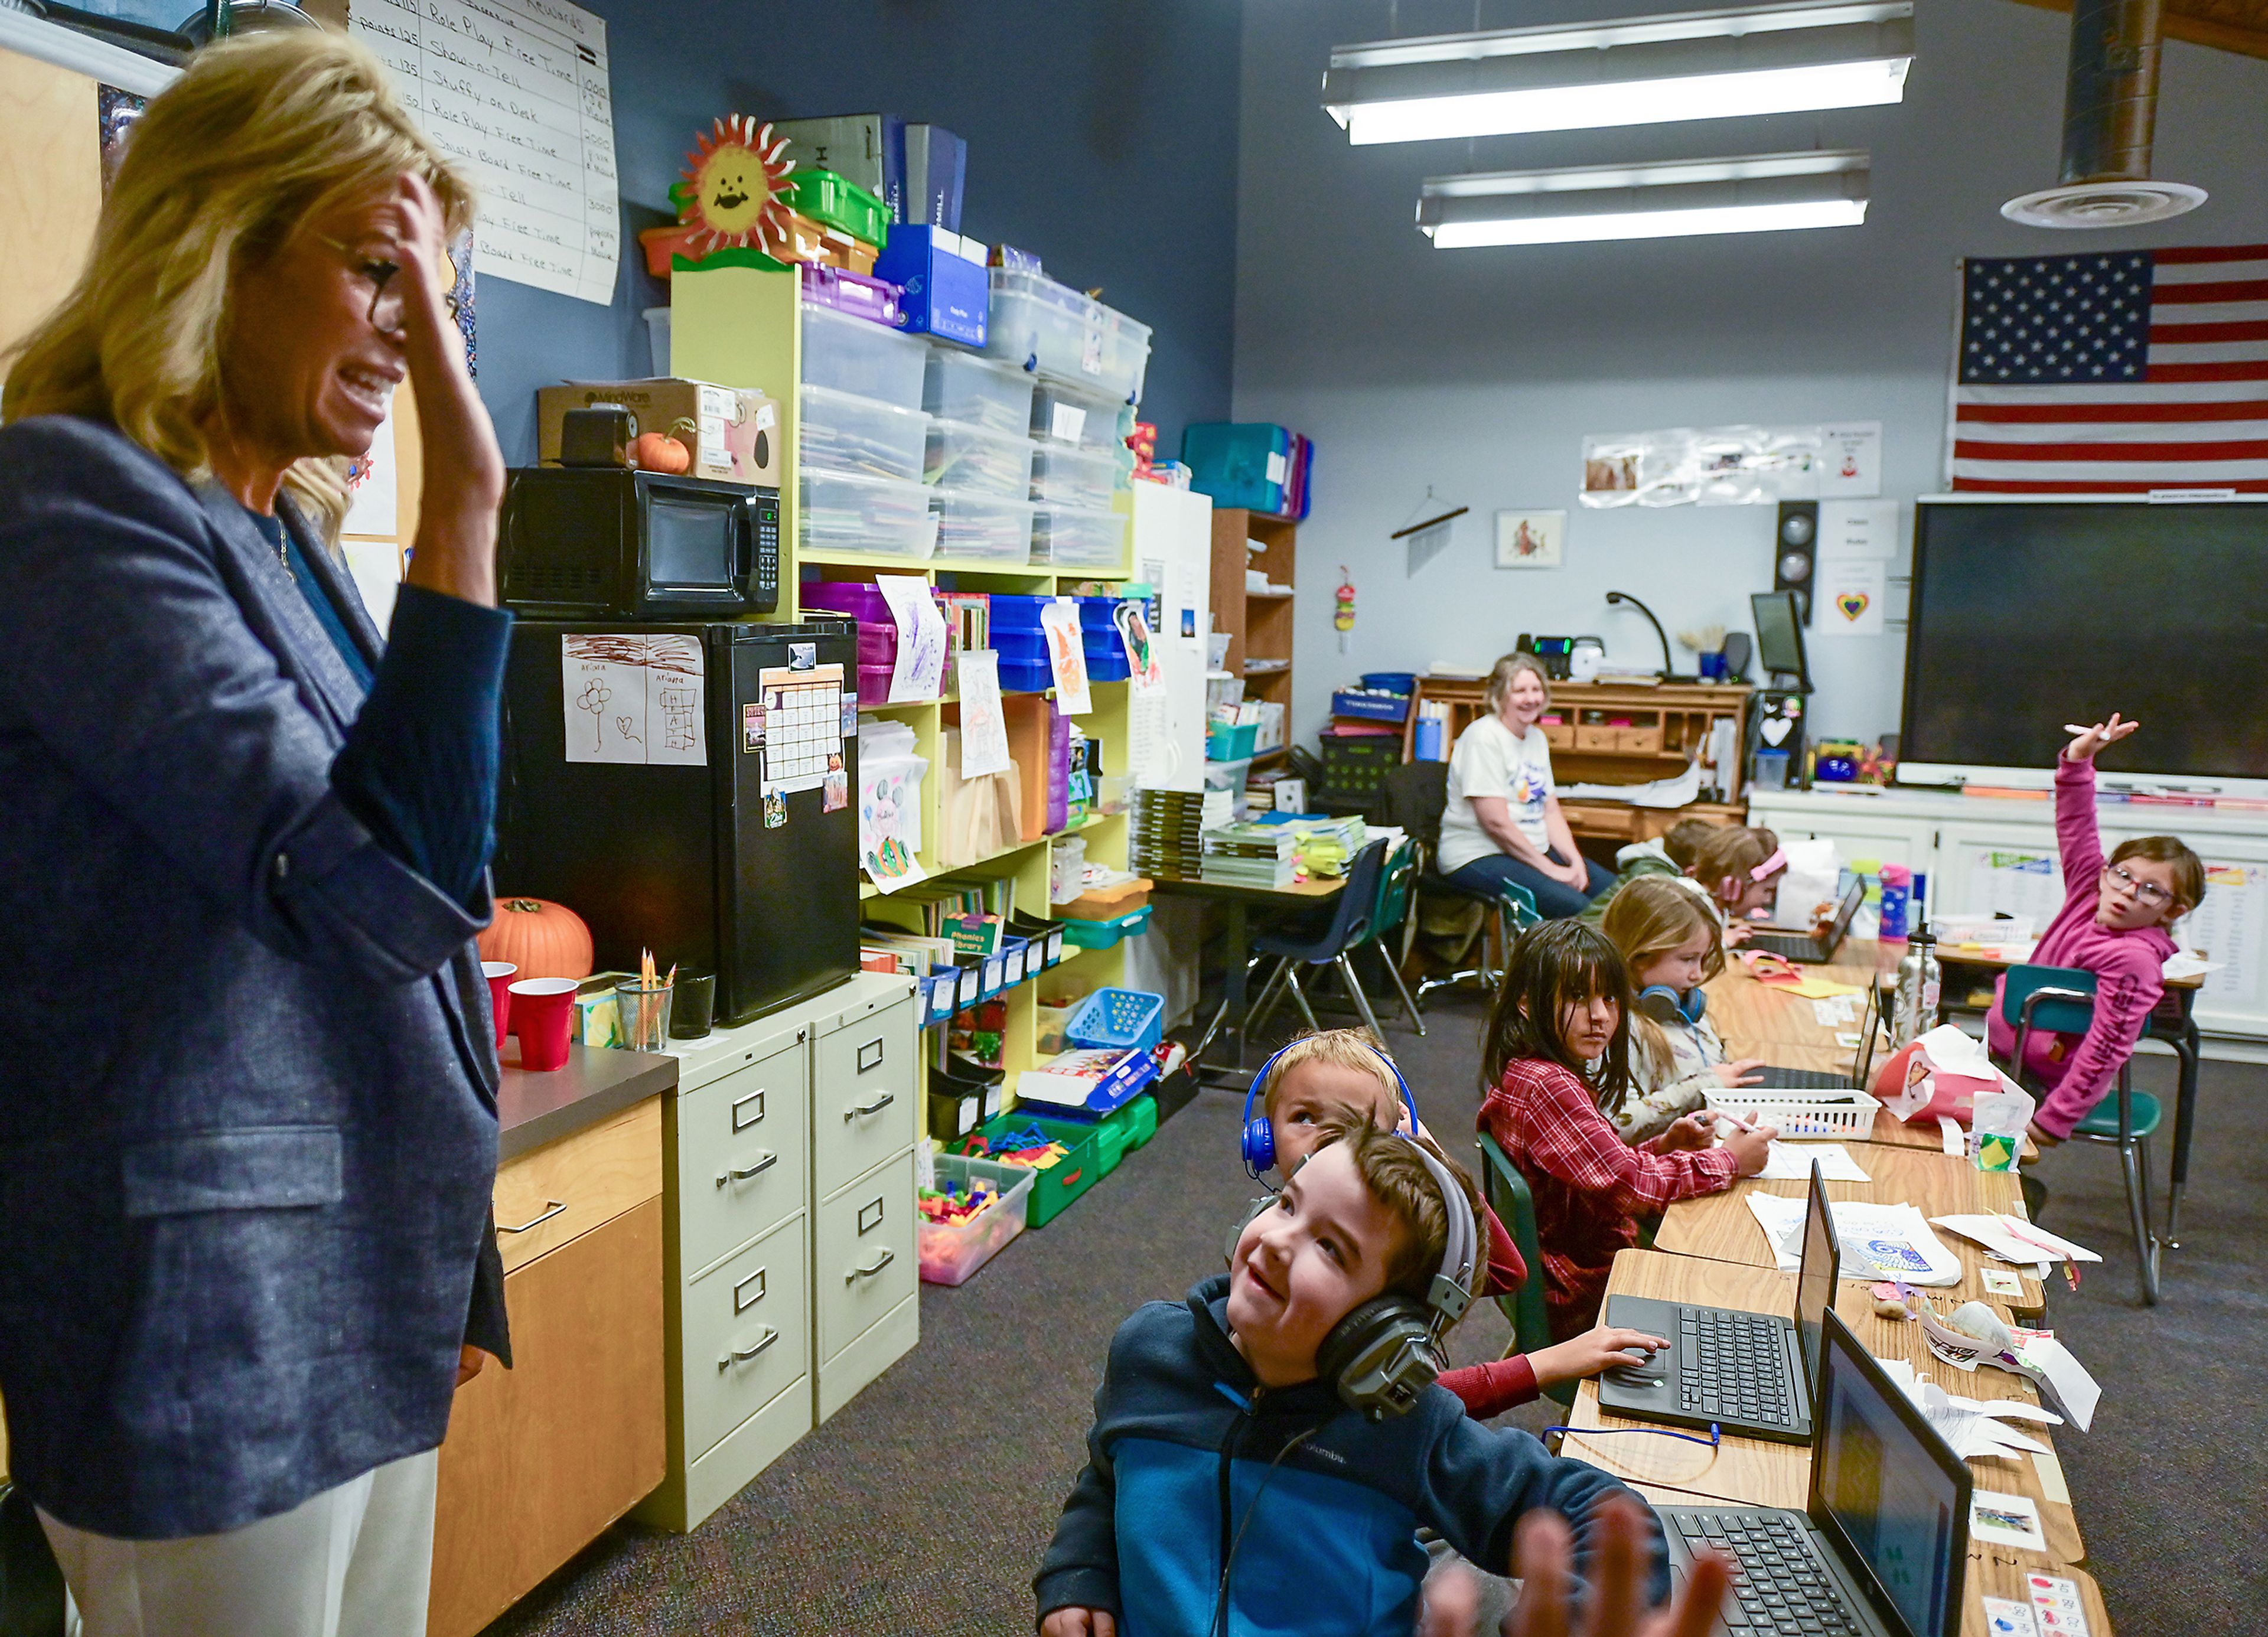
[497,619,860,1026]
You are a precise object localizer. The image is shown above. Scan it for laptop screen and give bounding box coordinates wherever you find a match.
[1811,1311,1970,1637]
[1825,879,1865,940]
[1793,1162,1840,1392]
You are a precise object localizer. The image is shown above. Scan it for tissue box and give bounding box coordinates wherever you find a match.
[875,226,989,347]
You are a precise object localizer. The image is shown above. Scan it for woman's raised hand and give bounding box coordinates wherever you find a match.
[2062,713,2139,764]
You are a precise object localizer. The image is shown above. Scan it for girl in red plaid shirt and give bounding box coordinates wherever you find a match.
[1478,921,1776,1341]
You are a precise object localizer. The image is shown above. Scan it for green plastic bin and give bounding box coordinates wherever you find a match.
[785,168,889,249]
[959,1112,1103,1228]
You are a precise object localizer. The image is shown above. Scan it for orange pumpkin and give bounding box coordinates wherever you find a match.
[478,898,594,980]
[631,431,690,474]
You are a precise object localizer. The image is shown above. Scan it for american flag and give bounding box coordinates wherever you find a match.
[1950,244,2268,494]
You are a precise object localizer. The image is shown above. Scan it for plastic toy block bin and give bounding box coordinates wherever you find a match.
[958,1113,1104,1227]
[1064,987,1165,1054]
[918,1154,1033,1286]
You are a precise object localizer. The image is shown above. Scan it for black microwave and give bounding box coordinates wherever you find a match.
[499,468,780,619]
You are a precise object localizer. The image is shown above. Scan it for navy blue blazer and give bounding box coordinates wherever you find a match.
[0,416,509,1539]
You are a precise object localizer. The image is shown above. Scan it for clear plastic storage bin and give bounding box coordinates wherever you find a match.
[932,491,1035,563]
[984,269,1151,403]
[926,420,1037,500]
[924,348,1035,436]
[800,468,938,559]
[798,384,929,481]
[1031,504,1128,569]
[1031,381,1126,449]
[918,1154,1035,1286]
[801,304,927,408]
[1031,443,1122,508]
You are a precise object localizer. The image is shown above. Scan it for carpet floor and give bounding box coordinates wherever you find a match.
[488,991,2264,1635]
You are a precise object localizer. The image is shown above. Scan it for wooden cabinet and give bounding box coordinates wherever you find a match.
[1208,507,1296,765]
[428,1097,665,1637]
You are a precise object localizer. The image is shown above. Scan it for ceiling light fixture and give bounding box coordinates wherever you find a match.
[1418,150,1869,247]
[1324,1,1913,145]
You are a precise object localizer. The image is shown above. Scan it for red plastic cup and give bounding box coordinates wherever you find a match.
[481,961,517,1051]
[509,978,578,1072]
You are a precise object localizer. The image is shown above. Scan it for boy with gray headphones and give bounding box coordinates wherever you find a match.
[1034,1115,1663,1637]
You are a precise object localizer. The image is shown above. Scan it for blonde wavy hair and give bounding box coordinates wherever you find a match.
[1600,876,1725,1084]
[2,30,471,540]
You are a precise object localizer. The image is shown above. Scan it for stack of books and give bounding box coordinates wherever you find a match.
[1132,787,1233,876]
[1200,821,1301,889]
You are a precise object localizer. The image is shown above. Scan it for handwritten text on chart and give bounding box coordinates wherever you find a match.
[350,0,619,304]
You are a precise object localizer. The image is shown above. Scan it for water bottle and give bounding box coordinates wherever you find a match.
[1891,928,1941,1046]
[1878,864,1911,944]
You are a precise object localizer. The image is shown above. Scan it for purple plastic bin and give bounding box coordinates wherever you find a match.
[800,581,892,622]
[801,265,903,328]
[1047,703,1070,834]
[858,662,894,700]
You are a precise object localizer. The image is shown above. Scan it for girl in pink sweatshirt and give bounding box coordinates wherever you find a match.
[1984,715,2206,1144]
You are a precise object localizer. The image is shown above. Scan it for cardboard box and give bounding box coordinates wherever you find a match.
[767,115,902,222]
[537,379,781,488]
[874,226,989,347]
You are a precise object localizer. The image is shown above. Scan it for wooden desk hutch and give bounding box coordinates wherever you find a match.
[1398,677,1754,849]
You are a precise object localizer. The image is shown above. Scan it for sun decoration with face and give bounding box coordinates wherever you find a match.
[679,114,794,256]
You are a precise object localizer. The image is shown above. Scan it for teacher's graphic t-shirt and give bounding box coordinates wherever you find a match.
[1438,716,1556,874]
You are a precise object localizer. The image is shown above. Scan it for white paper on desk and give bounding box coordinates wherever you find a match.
[877,574,947,703]
[2162,951,2220,981]
[1748,1194,1964,1286]
[1933,1215,2102,1266]
[1758,1142,1871,1182]
[1969,1491,2049,1552]
[1812,994,1860,1027]
[956,651,1011,779]
[1876,1360,2057,1461]
[1982,1597,2041,1637]
[2013,1336,2100,1433]
[1563,759,1703,808]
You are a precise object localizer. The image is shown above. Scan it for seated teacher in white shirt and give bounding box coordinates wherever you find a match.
[1435,652,1612,920]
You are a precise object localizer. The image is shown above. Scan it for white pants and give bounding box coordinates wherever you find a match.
[39,1449,438,1637]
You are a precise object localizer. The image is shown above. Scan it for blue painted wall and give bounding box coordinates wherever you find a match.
[475,0,1241,465]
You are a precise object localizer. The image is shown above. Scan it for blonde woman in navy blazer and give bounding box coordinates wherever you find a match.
[0,31,512,1636]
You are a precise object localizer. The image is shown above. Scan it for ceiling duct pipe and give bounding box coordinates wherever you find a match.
[2003,0,2205,227]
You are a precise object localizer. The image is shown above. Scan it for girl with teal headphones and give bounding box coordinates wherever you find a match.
[1599,878,1766,1145]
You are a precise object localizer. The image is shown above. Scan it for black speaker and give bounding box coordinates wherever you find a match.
[1720,631,1753,681]
[1773,501,1819,622]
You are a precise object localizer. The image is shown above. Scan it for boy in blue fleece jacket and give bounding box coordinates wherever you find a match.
[1035,1118,1666,1637]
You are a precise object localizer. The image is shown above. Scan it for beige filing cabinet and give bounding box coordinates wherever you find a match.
[636,970,920,1531]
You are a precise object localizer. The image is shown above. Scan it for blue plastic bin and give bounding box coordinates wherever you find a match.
[1181,423,1293,514]
[1064,987,1165,1053]
[1362,671,1417,694]
[1331,689,1411,724]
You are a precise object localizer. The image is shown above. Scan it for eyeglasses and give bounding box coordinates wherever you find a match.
[2103,863,2175,909]
[312,231,461,331]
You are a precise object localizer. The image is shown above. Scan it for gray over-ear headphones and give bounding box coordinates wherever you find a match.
[1311,1137,1477,1421]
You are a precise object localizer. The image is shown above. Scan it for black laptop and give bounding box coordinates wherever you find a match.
[1749,879,1866,964]
[1657,1306,1973,1637]
[1600,1162,1839,1444]
[1752,981,1884,1093]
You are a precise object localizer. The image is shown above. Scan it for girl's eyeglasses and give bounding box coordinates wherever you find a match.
[2103,863,2174,909]
[314,232,462,331]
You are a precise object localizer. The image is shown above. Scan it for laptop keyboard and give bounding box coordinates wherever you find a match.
[1754,1067,1851,1090]
[1747,931,1818,961]
[1679,1307,1792,1424]
[1672,1510,1863,1634]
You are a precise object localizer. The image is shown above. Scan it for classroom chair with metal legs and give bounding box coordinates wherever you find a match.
[1353,839,1427,1035]
[1477,1133,1574,1408]
[2000,963,2163,1306]
[1244,840,1390,1043]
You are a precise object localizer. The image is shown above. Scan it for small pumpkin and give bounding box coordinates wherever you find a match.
[478,898,594,980]
[632,417,697,474]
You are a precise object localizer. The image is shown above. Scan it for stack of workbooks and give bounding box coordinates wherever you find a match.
[1267,812,1366,878]
[1200,820,1301,889]
[1131,787,1233,876]
[861,878,1019,977]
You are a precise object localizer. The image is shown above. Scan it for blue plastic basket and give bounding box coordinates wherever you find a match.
[1064,987,1165,1054]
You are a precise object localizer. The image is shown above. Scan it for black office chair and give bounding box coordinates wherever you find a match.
[1379,761,1533,1003]
[1245,840,1390,1041]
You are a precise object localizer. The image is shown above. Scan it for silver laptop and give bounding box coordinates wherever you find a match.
[1752,980,1883,1093]
[1749,879,1865,964]
[1599,1163,1839,1445]
[1657,1306,1973,1637]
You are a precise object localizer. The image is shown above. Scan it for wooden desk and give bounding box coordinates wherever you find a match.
[1149,868,1344,1087]
[1651,1147,2045,1310]
[1572,1253,2083,1563]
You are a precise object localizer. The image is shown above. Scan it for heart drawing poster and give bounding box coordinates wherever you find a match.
[1814,558,1886,638]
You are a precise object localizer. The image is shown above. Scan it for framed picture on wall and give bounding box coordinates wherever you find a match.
[1495,509,1564,569]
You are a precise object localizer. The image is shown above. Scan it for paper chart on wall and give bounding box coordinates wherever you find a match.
[350,0,620,304]
[1813,557,1886,638]
[561,633,705,765]
[1819,499,1897,560]
[2175,860,2263,1002]
[1819,422,1883,498]
[956,651,1012,780]
[756,663,844,795]
[1965,847,2067,930]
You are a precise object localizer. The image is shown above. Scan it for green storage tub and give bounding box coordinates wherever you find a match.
[786,168,889,249]
[960,1111,1103,1228]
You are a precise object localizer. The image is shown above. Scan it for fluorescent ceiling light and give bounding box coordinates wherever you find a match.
[1418,149,1869,247]
[1324,1,1912,144]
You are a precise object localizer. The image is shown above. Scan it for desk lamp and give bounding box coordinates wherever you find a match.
[1604,591,1684,681]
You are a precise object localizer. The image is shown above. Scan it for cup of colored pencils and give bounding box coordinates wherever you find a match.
[615,950,676,1052]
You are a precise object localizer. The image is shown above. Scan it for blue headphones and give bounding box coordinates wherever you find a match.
[1635,984,1707,1026]
[1241,1040,1420,1182]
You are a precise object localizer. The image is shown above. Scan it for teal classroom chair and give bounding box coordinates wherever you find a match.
[1999,964,2163,1305]
[1477,1133,1575,1408]
[1356,839,1427,1035]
